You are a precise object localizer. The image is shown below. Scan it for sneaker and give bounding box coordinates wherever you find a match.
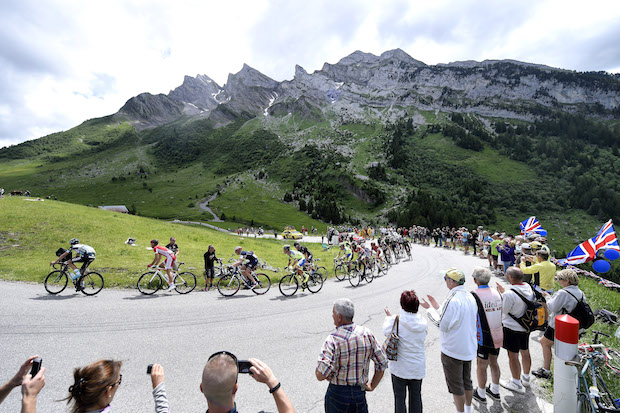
[486,385,501,401]
[520,374,531,387]
[472,390,487,403]
[500,379,525,394]
[167,283,176,292]
[532,368,551,379]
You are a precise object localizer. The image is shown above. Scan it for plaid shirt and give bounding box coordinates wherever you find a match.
[317,323,388,386]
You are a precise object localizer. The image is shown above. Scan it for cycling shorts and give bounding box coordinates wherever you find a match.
[245,259,258,269]
[72,254,95,263]
[162,255,176,270]
[345,253,353,260]
[296,258,306,267]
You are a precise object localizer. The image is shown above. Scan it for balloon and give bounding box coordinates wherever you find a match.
[592,260,611,273]
[538,230,548,237]
[604,249,620,261]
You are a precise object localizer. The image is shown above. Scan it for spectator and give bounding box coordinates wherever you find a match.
[149,364,170,412]
[166,237,180,272]
[204,245,220,291]
[496,267,533,394]
[420,268,477,413]
[202,352,294,413]
[0,355,45,413]
[496,238,515,274]
[316,298,388,413]
[383,291,427,413]
[520,249,556,293]
[532,269,587,379]
[470,268,503,404]
[65,360,124,412]
[489,234,502,272]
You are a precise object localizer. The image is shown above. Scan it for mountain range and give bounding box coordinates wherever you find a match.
[1,49,619,255]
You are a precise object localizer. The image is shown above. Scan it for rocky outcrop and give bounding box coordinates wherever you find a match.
[114,49,620,131]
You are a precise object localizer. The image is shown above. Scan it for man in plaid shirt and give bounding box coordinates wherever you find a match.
[316,298,388,413]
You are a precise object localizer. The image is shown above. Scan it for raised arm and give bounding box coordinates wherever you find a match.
[249,358,296,413]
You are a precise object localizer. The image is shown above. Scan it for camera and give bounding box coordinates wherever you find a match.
[30,358,42,376]
[147,364,153,375]
[238,360,252,374]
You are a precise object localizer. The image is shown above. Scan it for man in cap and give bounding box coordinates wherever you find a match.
[420,269,477,413]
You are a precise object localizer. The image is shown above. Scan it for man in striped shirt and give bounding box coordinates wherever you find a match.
[316,298,388,413]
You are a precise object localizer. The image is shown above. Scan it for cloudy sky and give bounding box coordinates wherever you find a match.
[1,0,620,148]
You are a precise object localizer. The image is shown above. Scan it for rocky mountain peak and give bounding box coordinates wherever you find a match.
[294,64,309,79]
[379,48,426,66]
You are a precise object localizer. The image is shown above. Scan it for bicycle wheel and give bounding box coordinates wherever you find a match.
[80,272,104,295]
[377,260,388,276]
[364,264,374,283]
[279,274,299,296]
[137,271,162,295]
[306,272,324,293]
[606,349,620,375]
[348,268,360,287]
[315,266,327,281]
[44,270,68,294]
[175,272,197,294]
[251,273,271,295]
[217,275,240,296]
[334,264,347,281]
[577,392,593,413]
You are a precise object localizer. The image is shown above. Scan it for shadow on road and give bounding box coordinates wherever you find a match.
[122,294,161,300]
[30,294,79,300]
[270,294,303,301]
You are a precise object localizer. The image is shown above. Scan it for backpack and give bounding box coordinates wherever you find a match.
[509,289,548,332]
[563,290,595,330]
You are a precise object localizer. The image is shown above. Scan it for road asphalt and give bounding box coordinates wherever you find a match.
[0,243,553,412]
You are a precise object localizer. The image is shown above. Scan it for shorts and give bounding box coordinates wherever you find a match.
[491,254,498,262]
[440,353,473,396]
[296,258,306,267]
[204,267,215,278]
[502,327,530,353]
[345,253,352,260]
[246,261,258,270]
[543,326,555,341]
[477,345,500,360]
[162,255,175,270]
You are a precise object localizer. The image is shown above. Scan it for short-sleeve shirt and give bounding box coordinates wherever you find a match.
[317,323,388,386]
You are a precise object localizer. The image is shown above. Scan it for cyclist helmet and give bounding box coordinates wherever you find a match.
[283,244,291,251]
[234,246,242,253]
[293,242,300,248]
[150,239,159,246]
[70,238,79,245]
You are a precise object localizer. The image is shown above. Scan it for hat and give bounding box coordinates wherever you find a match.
[521,243,531,250]
[441,268,465,283]
[530,241,542,249]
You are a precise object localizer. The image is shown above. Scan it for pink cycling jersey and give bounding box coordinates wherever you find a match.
[154,245,176,269]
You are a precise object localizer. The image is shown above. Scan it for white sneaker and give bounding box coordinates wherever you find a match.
[500,379,525,394]
[167,283,176,292]
[520,374,530,387]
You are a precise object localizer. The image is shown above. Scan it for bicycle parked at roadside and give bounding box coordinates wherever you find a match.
[137,262,197,295]
[44,262,104,296]
[566,331,620,412]
[279,267,324,296]
[217,266,271,297]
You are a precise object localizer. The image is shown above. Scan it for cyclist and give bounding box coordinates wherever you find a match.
[284,244,308,284]
[50,238,96,289]
[231,246,259,285]
[371,242,384,264]
[337,241,354,272]
[294,242,313,269]
[148,239,177,291]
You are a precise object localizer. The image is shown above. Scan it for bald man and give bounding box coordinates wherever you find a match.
[201,353,295,413]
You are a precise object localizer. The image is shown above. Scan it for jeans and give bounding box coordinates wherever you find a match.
[325,384,368,413]
[502,261,512,273]
[391,374,423,413]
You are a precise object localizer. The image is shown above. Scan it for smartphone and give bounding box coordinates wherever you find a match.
[238,360,252,374]
[30,358,42,376]
[147,364,153,375]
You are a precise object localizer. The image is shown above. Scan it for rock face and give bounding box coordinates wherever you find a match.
[115,49,620,130]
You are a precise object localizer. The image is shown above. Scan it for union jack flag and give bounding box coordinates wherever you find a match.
[520,216,544,235]
[558,220,620,266]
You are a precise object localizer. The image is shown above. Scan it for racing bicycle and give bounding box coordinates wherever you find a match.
[137,262,197,295]
[44,262,104,296]
[217,267,271,296]
[279,267,324,296]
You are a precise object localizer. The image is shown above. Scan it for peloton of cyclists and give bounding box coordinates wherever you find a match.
[148,239,177,291]
[50,238,96,290]
[231,246,259,286]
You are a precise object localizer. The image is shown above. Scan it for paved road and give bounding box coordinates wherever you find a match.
[0,244,552,412]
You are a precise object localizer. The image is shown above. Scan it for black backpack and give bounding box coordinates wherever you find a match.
[509,289,548,333]
[563,290,595,330]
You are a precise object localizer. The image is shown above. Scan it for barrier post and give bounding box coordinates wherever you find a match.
[553,314,580,413]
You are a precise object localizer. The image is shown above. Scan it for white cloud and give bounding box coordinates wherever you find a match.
[1,0,620,148]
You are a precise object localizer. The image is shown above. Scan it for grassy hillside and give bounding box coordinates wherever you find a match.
[0,197,334,289]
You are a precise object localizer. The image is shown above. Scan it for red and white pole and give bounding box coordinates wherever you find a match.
[553,314,580,413]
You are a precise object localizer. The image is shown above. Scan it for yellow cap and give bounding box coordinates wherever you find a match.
[441,268,465,282]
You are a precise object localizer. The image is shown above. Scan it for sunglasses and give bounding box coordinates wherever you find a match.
[208,351,239,380]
